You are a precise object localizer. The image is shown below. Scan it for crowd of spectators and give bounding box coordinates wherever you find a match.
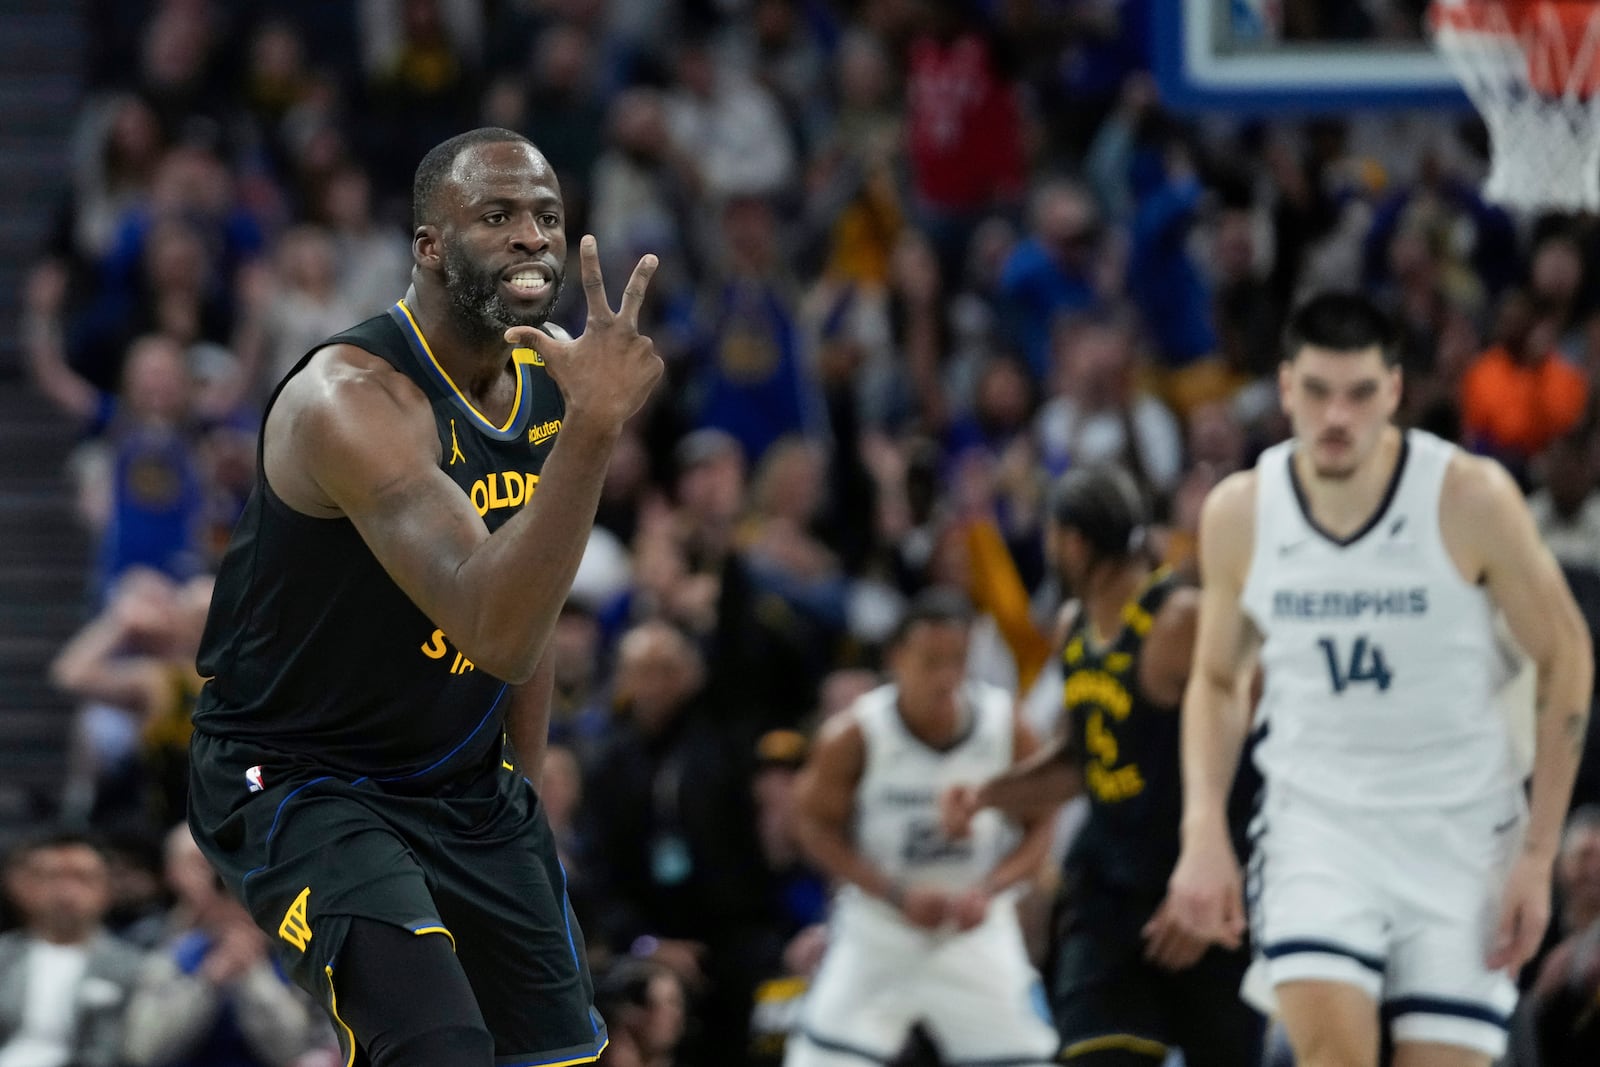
[8,0,1600,1064]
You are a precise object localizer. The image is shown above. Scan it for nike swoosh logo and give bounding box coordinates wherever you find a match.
[1279,540,1310,556]
[1492,816,1520,834]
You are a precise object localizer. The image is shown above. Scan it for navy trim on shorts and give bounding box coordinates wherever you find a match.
[1383,996,1510,1031]
[1261,939,1386,975]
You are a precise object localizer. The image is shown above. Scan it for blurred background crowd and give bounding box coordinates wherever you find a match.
[4,0,1600,1065]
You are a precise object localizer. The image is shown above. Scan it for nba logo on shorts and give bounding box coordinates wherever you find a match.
[245,765,265,793]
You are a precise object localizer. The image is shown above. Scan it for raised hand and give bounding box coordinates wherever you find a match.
[504,235,663,431]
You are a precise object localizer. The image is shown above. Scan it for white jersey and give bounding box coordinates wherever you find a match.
[1241,429,1519,808]
[838,682,1017,920]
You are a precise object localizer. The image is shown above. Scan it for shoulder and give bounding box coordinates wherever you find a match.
[1441,449,1524,525]
[1204,467,1260,521]
[814,703,868,754]
[275,344,439,464]
[283,344,431,425]
[265,343,441,514]
[1198,470,1259,561]
[805,707,868,785]
[1151,584,1201,637]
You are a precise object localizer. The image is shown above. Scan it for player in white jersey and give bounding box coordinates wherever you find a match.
[1168,291,1593,1067]
[787,589,1060,1067]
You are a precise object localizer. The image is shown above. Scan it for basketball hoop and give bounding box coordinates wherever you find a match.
[1430,0,1600,211]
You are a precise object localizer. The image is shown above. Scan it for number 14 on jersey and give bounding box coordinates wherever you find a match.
[1318,635,1393,693]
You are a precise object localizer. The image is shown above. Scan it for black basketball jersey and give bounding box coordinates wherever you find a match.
[1062,568,1185,895]
[193,300,566,779]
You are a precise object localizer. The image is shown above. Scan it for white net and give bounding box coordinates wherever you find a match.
[1432,1,1600,211]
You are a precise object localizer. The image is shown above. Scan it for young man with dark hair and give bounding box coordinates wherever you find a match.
[1171,290,1593,1067]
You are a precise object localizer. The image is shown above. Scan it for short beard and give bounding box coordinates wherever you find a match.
[440,241,561,343]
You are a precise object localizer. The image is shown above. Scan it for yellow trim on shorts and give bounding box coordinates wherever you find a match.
[324,964,357,1067]
[540,1037,609,1067]
[1060,1034,1168,1060]
[412,925,457,950]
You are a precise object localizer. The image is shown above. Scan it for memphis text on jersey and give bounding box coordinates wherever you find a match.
[1272,587,1428,619]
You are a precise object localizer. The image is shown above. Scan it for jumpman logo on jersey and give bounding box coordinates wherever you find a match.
[448,419,466,467]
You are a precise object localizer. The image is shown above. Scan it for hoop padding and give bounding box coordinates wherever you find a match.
[1432,1,1600,210]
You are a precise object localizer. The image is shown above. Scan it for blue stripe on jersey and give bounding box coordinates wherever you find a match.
[372,684,508,783]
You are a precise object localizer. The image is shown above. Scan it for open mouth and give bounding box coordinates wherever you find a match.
[501,264,553,300]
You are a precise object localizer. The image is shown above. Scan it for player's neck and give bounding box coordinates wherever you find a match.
[896,698,966,749]
[1084,559,1150,646]
[404,282,513,396]
[1293,426,1404,540]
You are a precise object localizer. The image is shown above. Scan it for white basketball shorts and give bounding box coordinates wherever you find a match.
[1242,784,1525,1057]
[785,896,1058,1067]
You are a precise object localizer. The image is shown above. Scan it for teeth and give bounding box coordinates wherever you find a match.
[509,272,547,289]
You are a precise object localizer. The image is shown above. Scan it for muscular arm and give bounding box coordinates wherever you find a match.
[1447,456,1594,860]
[971,602,1084,819]
[269,244,659,684]
[505,650,555,784]
[793,713,897,901]
[979,718,1056,894]
[275,355,621,684]
[1179,473,1260,846]
[1140,587,1200,709]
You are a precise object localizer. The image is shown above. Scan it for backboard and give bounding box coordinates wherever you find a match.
[1152,0,1472,113]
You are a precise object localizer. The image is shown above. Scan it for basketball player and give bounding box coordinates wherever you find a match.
[1169,291,1594,1067]
[187,128,662,1067]
[786,589,1060,1067]
[943,465,1263,1065]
